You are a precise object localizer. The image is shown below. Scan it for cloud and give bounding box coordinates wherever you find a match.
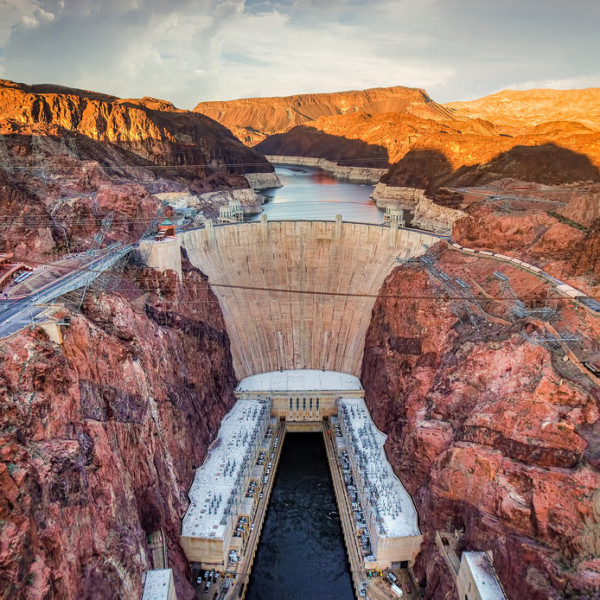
[0,0,598,107]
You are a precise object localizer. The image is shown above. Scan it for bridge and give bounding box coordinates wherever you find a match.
[0,245,132,340]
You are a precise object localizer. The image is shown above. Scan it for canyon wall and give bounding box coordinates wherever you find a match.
[0,260,237,600]
[180,221,443,379]
[0,79,273,175]
[194,86,454,146]
[0,80,277,262]
[361,245,600,600]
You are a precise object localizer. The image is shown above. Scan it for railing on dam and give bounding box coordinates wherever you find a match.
[182,218,450,240]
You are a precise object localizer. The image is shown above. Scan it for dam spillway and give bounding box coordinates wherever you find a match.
[179,220,442,378]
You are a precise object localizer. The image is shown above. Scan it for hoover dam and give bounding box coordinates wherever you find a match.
[148,219,443,378]
[2,77,600,600]
[141,213,448,599]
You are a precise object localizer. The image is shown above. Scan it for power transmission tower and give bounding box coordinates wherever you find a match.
[420,256,487,329]
[31,134,48,180]
[78,212,115,311]
[0,133,14,174]
[494,271,555,321]
[59,136,79,159]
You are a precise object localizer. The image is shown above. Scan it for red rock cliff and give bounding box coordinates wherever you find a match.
[0,79,273,173]
[361,244,600,600]
[193,86,454,146]
[0,79,274,262]
[0,258,237,599]
[249,87,600,192]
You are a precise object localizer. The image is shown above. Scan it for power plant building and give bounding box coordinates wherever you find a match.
[336,397,422,569]
[180,398,272,567]
[235,369,364,426]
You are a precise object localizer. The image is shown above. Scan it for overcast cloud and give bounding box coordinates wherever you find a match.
[0,0,598,109]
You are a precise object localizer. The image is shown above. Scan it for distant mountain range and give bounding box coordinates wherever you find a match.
[193,85,600,190]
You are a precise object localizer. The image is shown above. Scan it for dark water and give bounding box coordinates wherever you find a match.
[249,165,384,223]
[245,433,354,600]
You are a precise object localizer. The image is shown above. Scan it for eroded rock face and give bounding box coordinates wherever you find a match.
[453,204,600,296]
[0,79,273,174]
[361,245,600,600]
[445,89,600,133]
[194,86,453,146]
[0,260,236,599]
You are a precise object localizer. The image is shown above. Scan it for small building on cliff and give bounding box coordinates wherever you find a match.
[141,569,178,600]
[457,551,506,600]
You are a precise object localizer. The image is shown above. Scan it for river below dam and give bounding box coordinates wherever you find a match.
[245,432,354,600]
[249,164,384,223]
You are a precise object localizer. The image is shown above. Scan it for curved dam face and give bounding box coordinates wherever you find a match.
[180,220,441,378]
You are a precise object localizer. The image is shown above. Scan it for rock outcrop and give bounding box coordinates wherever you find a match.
[196,187,265,216]
[453,204,600,295]
[361,244,600,600]
[0,259,236,600]
[371,183,465,235]
[194,86,454,146]
[0,80,274,175]
[244,172,282,190]
[445,88,600,133]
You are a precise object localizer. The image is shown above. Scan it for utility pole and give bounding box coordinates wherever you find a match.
[0,133,14,175]
[31,134,48,181]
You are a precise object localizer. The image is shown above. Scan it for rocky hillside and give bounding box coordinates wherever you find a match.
[0,80,273,173]
[362,241,600,600]
[0,80,277,262]
[0,258,236,600]
[445,88,600,134]
[0,132,167,262]
[243,86,600,194]
[379,142,600,196]
[256,110,600,187]
[193,86,454,146]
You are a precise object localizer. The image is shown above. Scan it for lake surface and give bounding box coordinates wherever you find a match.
[245,432,354,600]
[250,165,384,223]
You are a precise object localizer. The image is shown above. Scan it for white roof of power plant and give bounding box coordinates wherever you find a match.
[181,398,270,539]
[338,398,420,539]
[141,569,173,600]
[462,552,507,600]
[237,370,362,393]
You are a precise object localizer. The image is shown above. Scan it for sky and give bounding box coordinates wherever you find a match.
[0,0,598,110]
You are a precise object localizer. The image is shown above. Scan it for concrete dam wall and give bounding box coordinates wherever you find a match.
[176,220,441,379]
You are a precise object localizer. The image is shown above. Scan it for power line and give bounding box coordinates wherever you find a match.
[5,253,598,303]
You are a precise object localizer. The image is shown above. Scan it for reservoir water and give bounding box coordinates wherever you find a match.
[245,432,354,600]
[250,165,384,223]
